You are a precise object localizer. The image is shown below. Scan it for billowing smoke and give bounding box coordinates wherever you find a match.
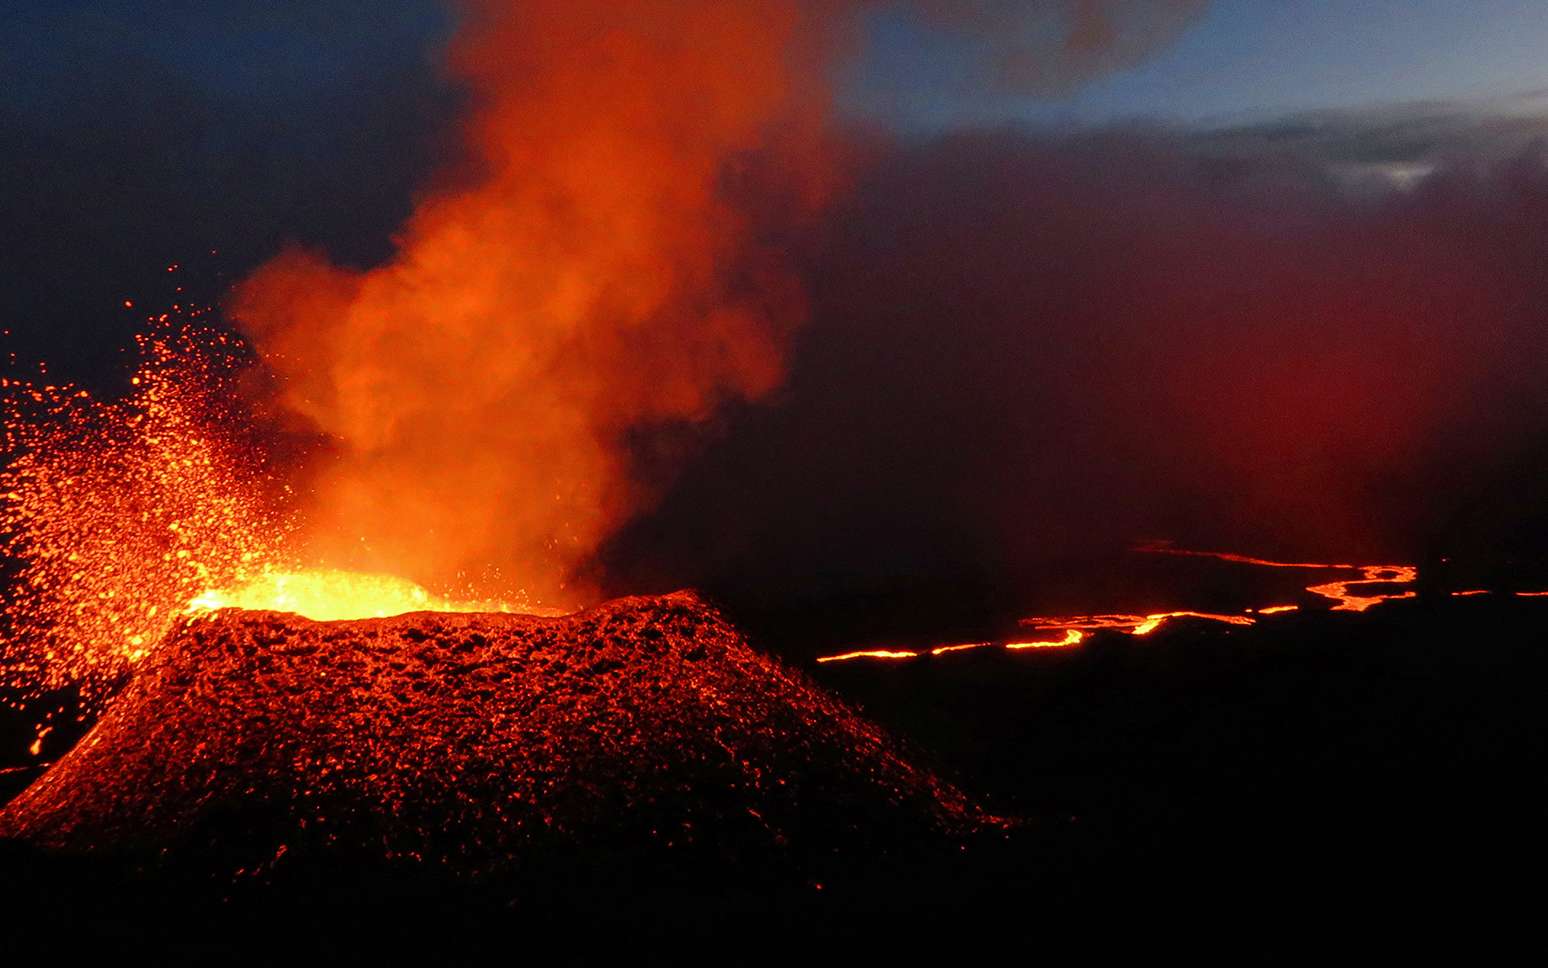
[232,1,1206,606]
[233,1,837,605]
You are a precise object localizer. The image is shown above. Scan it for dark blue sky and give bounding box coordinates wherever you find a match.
[855,0,1548,125]
[10,2,1548,125]
[3,1,452,106]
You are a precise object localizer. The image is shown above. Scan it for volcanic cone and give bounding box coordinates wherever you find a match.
[1,592,985,879]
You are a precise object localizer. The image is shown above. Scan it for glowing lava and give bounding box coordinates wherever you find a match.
[2,319,282,706]
[188,569,522,622]
[813,545,1528,665]
[1007,629,1086,650]
[1,314,545,721]
[1304,566,1419,612]
[815,648,924,664]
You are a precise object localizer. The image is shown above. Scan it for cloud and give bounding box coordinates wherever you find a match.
[1193,92,1548,189]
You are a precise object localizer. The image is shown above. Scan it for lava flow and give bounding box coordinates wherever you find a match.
[815,544,1493,664]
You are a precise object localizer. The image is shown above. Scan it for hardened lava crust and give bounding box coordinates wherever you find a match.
[0,592,987,877]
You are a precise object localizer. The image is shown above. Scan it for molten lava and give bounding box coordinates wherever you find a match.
[188,569,524,622]
[0,312,554,745]
[814,544,1524,664]
[1006,629,1087,651]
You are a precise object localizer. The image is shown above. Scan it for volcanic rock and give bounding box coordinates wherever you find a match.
[0,592,985,881]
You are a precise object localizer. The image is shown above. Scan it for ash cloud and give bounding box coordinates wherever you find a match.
[1,1,1226,611]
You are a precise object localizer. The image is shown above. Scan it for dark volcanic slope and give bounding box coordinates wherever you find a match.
[0,592,984,875]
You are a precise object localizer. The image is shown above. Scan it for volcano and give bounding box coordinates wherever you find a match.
[0,592,987,879]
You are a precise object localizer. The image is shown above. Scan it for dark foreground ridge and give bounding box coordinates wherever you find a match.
[1,591,985,876]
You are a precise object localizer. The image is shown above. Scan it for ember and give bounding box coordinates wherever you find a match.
[1,317,542,724]
[1,320,281,708]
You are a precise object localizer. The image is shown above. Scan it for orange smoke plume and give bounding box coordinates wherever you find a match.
[231,2,1212,607]
[234,0,837,607]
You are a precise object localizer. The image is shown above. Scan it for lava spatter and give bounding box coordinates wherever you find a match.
[0,593,990,873]
[2,321,285,708]
[2,314,555,720]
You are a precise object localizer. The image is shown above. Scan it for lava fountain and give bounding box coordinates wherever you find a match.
[0,311,537,722]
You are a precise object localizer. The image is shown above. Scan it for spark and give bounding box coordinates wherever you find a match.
[2,317,281,709]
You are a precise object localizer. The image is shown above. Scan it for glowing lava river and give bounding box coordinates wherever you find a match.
[816,542,1546,665]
